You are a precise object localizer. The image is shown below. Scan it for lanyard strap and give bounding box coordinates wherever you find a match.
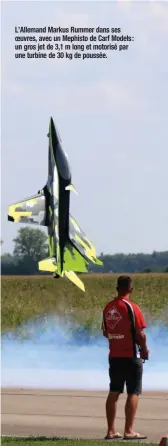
[122,299,138,358]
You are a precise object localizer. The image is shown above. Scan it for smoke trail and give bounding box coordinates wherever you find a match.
[1,315,168,390]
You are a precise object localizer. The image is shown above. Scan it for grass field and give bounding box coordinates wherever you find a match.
[1,274,168,332]
[1,438,157,446]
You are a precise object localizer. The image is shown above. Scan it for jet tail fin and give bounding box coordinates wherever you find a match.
[64,271,85,292]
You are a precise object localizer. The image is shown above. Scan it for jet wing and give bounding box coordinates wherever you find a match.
[63,243,89,272]
[8,190,47,226]
[69,215,102,265]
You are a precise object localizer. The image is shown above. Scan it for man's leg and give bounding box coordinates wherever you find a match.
[124,358,146,438]
[105,358,124,438]
[106,391,120,436]
[124,393,139,435]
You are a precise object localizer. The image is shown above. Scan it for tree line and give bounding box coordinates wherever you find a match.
[1,227,168,274]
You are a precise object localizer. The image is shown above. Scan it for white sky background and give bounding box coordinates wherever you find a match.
[1,1,168,255]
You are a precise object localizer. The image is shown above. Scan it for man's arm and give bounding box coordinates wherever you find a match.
[134,305,149,360]
[136,328,149,359]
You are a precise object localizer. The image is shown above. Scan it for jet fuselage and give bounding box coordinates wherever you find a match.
[47,117,71,273]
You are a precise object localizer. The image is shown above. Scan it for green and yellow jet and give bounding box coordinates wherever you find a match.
[8,117,103,291]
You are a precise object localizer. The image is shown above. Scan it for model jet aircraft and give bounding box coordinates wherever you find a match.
[8,117,102,291]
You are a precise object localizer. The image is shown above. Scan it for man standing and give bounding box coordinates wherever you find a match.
[102,275,149,440]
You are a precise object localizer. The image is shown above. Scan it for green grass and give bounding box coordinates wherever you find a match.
[1,438,157,446]
[1,274,168,332]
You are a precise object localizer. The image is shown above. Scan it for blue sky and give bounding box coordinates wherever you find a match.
[1,1,168,255]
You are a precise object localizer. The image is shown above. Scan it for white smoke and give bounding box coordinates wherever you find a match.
[1,315,168,390]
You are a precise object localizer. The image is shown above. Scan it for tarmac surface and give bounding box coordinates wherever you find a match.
[1,389,168,442]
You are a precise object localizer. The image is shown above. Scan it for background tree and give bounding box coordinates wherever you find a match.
[89,251,168,274]
[1,227,168,275]
[142,267,151,273]
[13,227,48,273]
[1,252,16,274]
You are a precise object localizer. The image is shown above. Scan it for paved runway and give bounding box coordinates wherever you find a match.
[2,389,168,442]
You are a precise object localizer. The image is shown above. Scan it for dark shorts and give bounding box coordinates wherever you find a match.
[109,357,143,395]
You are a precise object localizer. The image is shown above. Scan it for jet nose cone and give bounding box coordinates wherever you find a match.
[49,117,61,147]
[47,117,54,137]
[50,117,58,135]
[50,117,54,129]
[49,117,56,138]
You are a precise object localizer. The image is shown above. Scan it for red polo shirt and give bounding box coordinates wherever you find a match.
[102,296,146,358]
